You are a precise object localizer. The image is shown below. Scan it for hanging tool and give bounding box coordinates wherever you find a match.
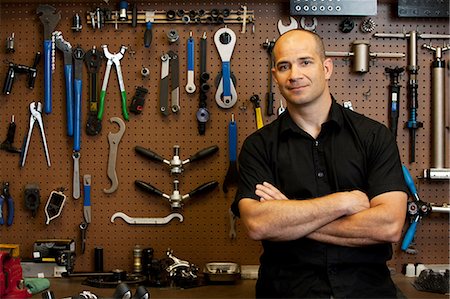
[144,11,154,48]
[0,116,21,154]
[278,99,286,116]
[0,182,14,226]
[36,4,61,114]
[250,95,264,130]
[129,86,148,114]
[104,117,126,194]
[401,165,432,252]
[99,45,129,121]
[20,102,51,167]
[214,27,237,109]
[6,33,15,53]
[24,183,40,217]
[135,144,218,175]
[44,188,67,225]
[277,16,298,35]
[223,114,238,193]
[159,51,180,115]
[197,32,210,135]
[3,52,40,95]
[373,30,450,162]
[423,43,450,179]
[54,31,74,136]
[262,39,275,116]
[135,179,218,210]
[85,46,104,135]
[385,66,404,140]
[72,45,85,200]
[80,175,91,254]
[185,32,196,94]
[111,211,183,225]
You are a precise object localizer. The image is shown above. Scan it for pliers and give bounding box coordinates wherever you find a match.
[0,182,14,226]
[98,45,129,121]
[20,102,51,167]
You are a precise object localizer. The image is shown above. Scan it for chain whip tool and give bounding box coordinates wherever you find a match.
[185,32,196,94]
[214,27,237,108]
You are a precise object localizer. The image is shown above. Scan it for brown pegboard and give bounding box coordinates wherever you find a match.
[0,0,448,275]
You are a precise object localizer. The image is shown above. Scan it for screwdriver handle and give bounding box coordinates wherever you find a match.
[189,145,218,163]
[144,22,152,48]
[135,146,164,163]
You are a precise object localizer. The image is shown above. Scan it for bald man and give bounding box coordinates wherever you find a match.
[231,29,408,298]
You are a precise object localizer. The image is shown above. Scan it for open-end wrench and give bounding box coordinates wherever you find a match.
[36,5,61,114]
[110,212,183,225]
[277,17,298,35]
[104,117,126,194]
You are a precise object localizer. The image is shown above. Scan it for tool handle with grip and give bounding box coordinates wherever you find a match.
[64,64,74,136]
[6,196,14,226]
[187,181,218,198]
[228,120,237,162]
[189,145,218,163]
[135,180,164,197]
[43,39,52,114]
[255,107,263,129]
[144,22,152,48]
[222,61,231,97]
[266,92,274,116]
[0,195,4,225]
[401,217,418,251]
[3,65,14,95]
[402,165,418,199]
[120,91,129,121]
[135,146,164,163]
[74,79,82,151]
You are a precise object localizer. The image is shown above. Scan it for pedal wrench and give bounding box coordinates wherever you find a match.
[159,53,170,116]
[111,212,183,225]
[103,117,126,194]
[169,51,180,113]
[214,27,237,108]
[277,17,298,35]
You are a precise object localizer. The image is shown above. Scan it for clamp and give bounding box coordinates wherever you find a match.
[20,102,51,167]
[0,182,14,226]
[98,45,129,121]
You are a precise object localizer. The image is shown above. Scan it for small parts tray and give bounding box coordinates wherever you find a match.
[203,262,241,283]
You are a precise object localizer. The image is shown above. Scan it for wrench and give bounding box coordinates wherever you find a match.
[111,212,183,225]
[277,17,298,35]
[104,117,126,194]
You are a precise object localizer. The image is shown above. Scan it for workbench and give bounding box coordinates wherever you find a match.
[30,274,447,298]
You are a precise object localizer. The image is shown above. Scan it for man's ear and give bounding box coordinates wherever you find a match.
[323,58,333,80]
[271,67,279,85]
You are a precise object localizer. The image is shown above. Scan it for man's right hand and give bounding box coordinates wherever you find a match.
[344,190,370,216]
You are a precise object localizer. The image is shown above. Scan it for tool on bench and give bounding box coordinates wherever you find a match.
[385,66,404,140]
[135,144,218,175]
[72,45,85,200]
[250,95,264,129]
[185,32,196,94]
[223,114,238,193]
[85,46,104,135]
[44,188,67,225]
[0,182,14,226]
[135,179,218,210]
[99,45,129,121]
[111,211,184,225]
[3,52,40,95]
[80,175,91,254]
[36,4,61,114]
[159,51,180,115]
[262,39,276,116]
[278,17,298,35]
[54,31,74,136]
[20,102,51,167]
[214,27,237,109]
[0,116,21,154]
[104,117,126,194]
[197,32,210,135]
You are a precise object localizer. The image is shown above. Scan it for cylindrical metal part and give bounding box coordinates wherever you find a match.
[167,29,179,43]
[431,60,445,168]
[133,245,143,273]
[72,13,82,32]
[352,40,370,73]
[94,247,104,272]
[6,33,14,53]
[408,31,418,70]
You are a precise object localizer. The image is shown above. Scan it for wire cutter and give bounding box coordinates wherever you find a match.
[98,45,129,121]
[0,182,14,226]
[20,102,51,167]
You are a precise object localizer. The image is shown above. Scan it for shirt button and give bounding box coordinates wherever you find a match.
[315,141,319,146]
[317,172,324,178]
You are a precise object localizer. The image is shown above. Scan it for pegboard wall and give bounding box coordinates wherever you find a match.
[0,0,449,275]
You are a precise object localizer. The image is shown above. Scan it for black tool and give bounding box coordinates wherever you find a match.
[0,182,14,226]
[197,32,210,135]
[0,115,21,154]
[129,86,148,114]
[84,46,104,135]
[3,52,40,95]
[24,183,40,217]
[223,114,238,193]
[385,66,404,140]
[262,39,275,116]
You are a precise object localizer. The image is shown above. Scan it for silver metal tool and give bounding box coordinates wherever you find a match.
[104,117,126,194]
[110,212,183,225]
[277,16,298,35]
[21,102,51,167]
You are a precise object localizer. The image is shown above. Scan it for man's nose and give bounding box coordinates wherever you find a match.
[289,65,303,81]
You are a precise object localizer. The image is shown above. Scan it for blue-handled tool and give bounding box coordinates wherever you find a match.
[80,175,91,254]
[0,182,14,226]
[401,165,431,251]
[37,5,61,115]
[185,32,196,94]
[223,114,238,193]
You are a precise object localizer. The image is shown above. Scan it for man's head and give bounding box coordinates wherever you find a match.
[272,29,333,108]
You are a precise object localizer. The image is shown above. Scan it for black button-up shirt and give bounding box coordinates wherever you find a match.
[232,100,408,298]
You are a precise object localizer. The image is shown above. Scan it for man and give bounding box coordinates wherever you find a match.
[231,29,408,298]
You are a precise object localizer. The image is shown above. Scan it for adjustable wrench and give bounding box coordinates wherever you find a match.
[104,117,126,194]
[277,17,298,35]
[111,212,183,225]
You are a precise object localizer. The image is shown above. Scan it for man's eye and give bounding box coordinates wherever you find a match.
[278,65,288,71]
[302,60,311,65]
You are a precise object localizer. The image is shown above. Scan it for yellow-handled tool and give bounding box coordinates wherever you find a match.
[250,94,264,129]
